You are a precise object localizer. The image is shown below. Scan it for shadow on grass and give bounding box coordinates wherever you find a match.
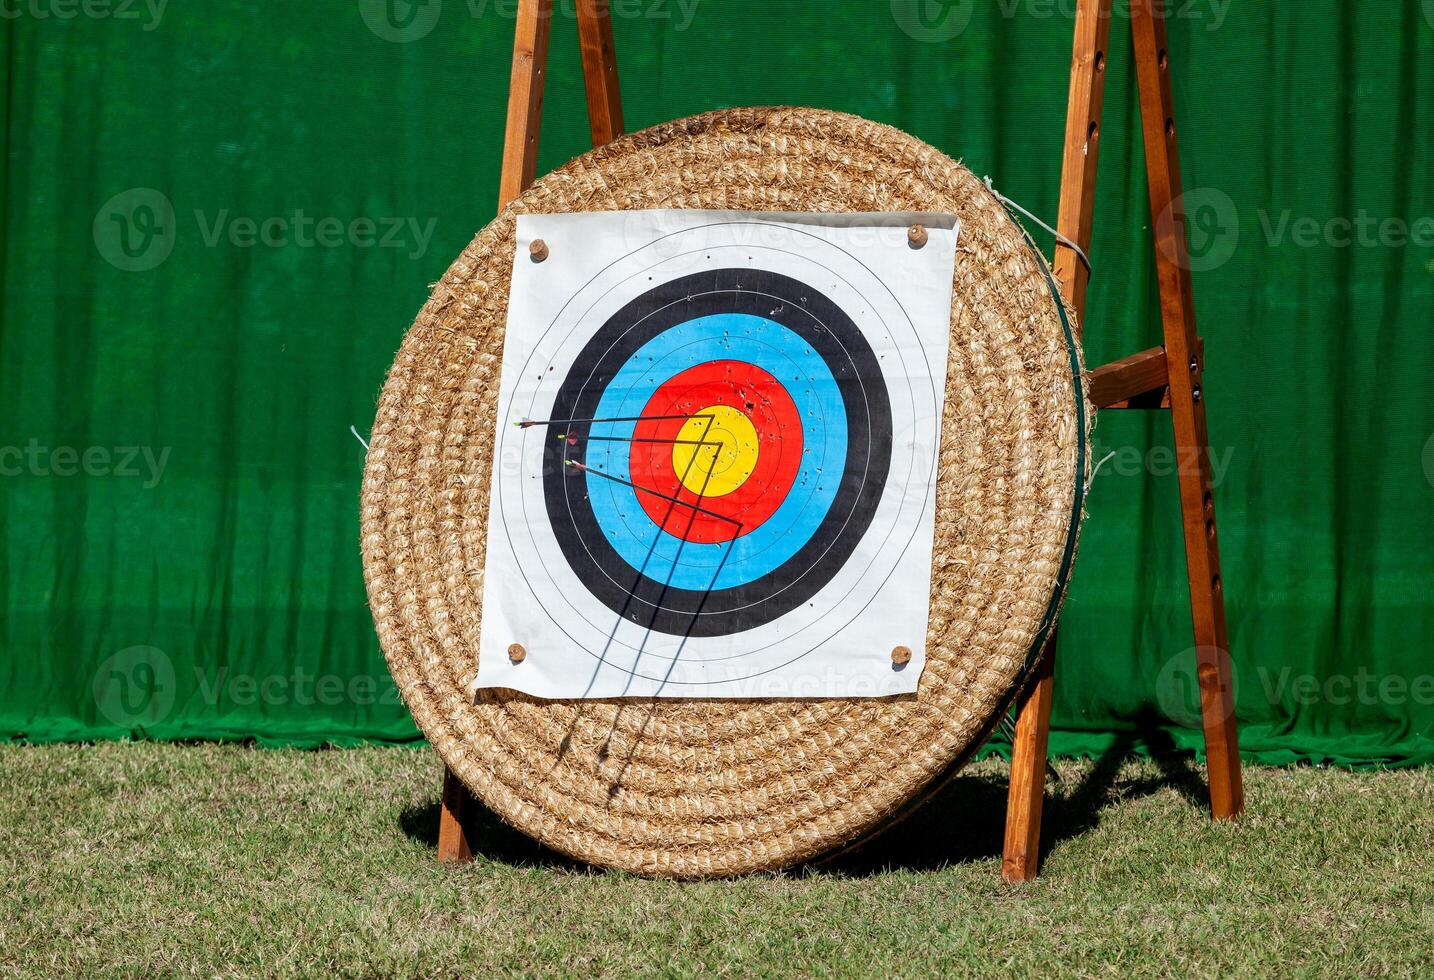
[400,708,1208,876]
[399,800,589,872]
[813,708,1208,877]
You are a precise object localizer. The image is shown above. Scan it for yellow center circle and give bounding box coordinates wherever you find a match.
[672,405,761,499]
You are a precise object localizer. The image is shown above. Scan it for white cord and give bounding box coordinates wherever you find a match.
[350,425,370,451]
[1086,449,1118,493]
[983,176,1093,276]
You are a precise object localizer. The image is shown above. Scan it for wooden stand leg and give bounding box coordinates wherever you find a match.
[1129,0,1243,818]
[436,0,553,864]
[1002,0,1110,884]
[437,767,475,862]
[575,0,624,145]
[1003,0,1244,882]
[496,0,553,207]
[1002,640,1056,881]
[435,0,629,862]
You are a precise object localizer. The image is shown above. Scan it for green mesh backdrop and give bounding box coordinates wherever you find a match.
[3,0,1432,764]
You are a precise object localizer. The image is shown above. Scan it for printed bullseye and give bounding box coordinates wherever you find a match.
[671,405,759,499]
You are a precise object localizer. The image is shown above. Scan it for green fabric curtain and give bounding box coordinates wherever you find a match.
[3,0,1431,765]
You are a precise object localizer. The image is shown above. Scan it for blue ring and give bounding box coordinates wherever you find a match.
[585,313,847,591]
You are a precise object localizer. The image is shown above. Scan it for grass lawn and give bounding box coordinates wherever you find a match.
[2,743,1430,977]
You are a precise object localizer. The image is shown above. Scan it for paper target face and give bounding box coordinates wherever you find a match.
[478,210,959,699]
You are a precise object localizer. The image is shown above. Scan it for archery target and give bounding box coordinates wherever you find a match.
[363,106,1091,877]
[476,211,959,699]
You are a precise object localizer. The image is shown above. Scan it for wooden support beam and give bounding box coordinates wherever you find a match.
[497,0,553,209]
[441,0,555,864]
[576,0,624,146]
[1129,0,1243,819]
[1049,0,1111,319]
[1001,650,1055,881]
[437,768,476,863]
[1003,0,1112,885]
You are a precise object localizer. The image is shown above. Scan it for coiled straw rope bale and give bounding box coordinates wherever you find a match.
[361,107,1090,877]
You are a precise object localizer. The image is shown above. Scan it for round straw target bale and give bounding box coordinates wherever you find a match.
[361,106,1090,877]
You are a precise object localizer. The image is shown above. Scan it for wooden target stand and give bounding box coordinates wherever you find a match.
[435,0,1244,880]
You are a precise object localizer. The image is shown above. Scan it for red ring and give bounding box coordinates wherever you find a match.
[629,360,803,544]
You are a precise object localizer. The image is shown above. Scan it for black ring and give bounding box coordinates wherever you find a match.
[543,268,894,637]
